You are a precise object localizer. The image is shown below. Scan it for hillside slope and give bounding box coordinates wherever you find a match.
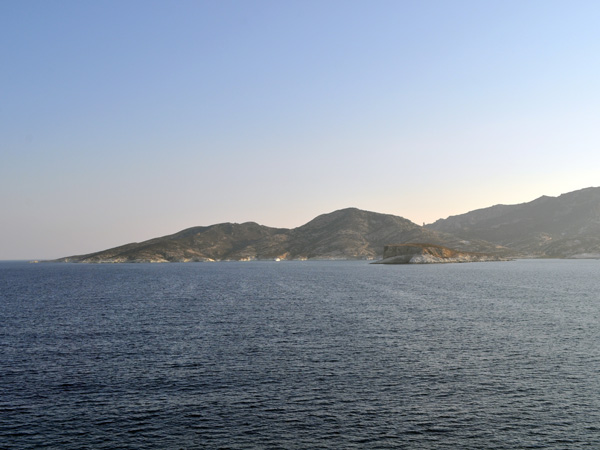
[53,208,508,263]
[426,187,600,257]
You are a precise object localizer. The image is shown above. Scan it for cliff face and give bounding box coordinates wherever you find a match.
[373,243,511,264]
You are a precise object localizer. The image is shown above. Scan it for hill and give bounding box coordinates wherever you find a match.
[53,187,600,262]
[426,187,600,257]
[52,208,507,263]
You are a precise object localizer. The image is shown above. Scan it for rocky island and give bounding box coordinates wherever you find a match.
[51,208,508,263]
[372,243,511,264]
[48,187,600,263]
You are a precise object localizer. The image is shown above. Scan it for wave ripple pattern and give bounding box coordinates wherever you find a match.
[1,260,600,449]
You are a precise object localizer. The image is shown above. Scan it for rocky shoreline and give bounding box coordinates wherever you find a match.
[372,243,511,264]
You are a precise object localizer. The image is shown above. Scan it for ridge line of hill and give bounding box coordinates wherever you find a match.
[53,186,600,262]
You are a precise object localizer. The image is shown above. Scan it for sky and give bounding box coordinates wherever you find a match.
[2,0,600,260]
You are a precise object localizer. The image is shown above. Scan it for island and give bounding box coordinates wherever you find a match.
[372,243,511,264]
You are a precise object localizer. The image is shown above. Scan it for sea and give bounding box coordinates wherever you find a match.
[1,259,600,449]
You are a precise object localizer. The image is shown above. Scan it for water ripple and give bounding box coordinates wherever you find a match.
[1,260,600,449]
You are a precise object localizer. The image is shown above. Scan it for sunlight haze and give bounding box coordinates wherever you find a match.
[2,0,600,259]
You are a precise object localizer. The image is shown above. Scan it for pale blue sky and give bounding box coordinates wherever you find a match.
[2,0,599,259]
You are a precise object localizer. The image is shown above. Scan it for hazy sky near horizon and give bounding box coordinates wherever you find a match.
[2,0,600,259]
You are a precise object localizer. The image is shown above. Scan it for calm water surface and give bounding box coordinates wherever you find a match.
[1,259,600,449]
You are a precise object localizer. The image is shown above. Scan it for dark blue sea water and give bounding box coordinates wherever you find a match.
[2,259,600,449]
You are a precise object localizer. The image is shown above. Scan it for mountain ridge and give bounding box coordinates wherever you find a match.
[53,207,508,263]
[52,187,600,262]
[426,186,600,257]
